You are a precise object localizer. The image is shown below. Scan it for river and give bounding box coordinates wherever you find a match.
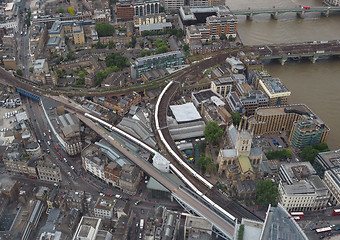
[225,0,340,150]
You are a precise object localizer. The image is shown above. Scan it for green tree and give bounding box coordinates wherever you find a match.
[146,50,152,56]
[231,112,241,126]
[314,142,329,152]
[176,29,183,39]
[140,50,146,57]
[204,121,223,145]
[266,149,292,160]
[139,40,144,48]
[105,53,128,70]
[16,69,23,76]
[68,7,75,15]
[183,44,189,52]
[220,34,227,40]
[56,69,63,78]
[95,23,115,37]
[301,146,319,164]
[29,67,34,73]
[108,41,115,49]
[238,224,244,240]
[256,180,278,207]
[157,45,168,54]
[57,8,64,13]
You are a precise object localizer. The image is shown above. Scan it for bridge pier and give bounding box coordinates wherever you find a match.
[279,57,287,66]
[297,10,305,18]
[246,12,253,20]
[310,55,318,63]
[321,9,330,17]
[271,11,279,20]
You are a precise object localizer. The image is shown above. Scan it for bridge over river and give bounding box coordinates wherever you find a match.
[249,40,340,65]
[232,6,340,20]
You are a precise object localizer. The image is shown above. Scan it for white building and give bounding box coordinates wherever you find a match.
[152,153,170,173]
[93,197,116,219]
[72,216,112,240]
[278,162,329,212]
[82,144,107,181]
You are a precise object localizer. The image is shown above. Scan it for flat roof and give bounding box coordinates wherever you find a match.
[170,103,202,123]
[139,22,172,32]
[317,150,340,169]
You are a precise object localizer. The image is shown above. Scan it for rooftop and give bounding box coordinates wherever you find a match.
[170,103,202,123]
[317,149,340,169]
[95,197,115,210]
[239,156,253,173]
[261,204,308,240]
[139,22,172,32]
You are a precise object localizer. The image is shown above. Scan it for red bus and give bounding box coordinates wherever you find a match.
[54,145,58,150]
[333,209,340,216]
[316,227,332,233]
[303,6,311,9]
[290,212,304,218]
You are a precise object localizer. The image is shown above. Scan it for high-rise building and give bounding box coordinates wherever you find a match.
[288,120,325,152]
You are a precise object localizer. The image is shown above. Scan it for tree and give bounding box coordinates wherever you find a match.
[146,50,152,56]
[231,112,241,126]
[105,53,128,70]
[204,121,223,145]
[176,29,183,39]
[220,34,227,40]
[68,7,75,15]
[198,154,212,175]
[56,69,63,78]
[314,142,329,152]
[29,67,34,73]
[183,44,189,52]
[139,40,144,48]
[301,146,319,164]
[108,41,115,49]
[256,180,278,207]
[140,50,146,57]
[95,23,115,37]
[157,45,168,54]
[16,69,23,76]
[57,8,65,13]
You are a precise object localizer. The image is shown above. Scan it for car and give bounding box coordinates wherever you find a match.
[43,132,46,137]
[54,183,59,187]
[47,141,50,145]
[70,166,74,170]
[63,158,67,162]
[38,140,41,143]
[106,193,113,197]
[115,194,122,199]
[67,172,71,176]
[330,225,335,228]
[48,130,51,133]
[310,227,317,231]
[99,193,105,196]
[141,209,144,214]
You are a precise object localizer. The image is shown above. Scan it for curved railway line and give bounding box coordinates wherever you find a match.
[155,54,263,222]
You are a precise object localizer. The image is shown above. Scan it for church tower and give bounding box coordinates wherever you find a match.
[236,117,253,156]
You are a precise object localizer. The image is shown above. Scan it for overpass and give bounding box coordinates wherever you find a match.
[232,6,340,20]
[251,40,340,65]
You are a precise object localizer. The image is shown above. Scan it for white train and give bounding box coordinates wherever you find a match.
[154,81,214,189]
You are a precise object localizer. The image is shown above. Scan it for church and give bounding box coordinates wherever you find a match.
[217,118,263,198]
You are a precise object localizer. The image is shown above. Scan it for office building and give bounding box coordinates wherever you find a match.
[247,104,330,143]
[240,90,269,116]
[179,6,230,28]
[41,98,82,156]
[255,70,290,106]
[278,162,329,212]
[73,25,85,45]
[313,150,340,206]
[72,216,112,240]
[162,0,185,11]
[93,197,116,219]
[288,120,325,152]
[133,13,166,27]
[130,51,186,79]
[116,3,135,21]
[211,77,233,97]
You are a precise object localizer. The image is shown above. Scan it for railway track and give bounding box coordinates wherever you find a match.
[155,53,263,222]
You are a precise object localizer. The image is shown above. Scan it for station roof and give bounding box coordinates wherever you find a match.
[170,103,201,123]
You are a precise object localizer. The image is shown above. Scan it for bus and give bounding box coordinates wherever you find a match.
[290,212,304,218]
[333,209,340,216]
[316,227,332,233]
[140,219,144,229]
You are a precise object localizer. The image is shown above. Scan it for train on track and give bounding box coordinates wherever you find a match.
[84,110,237,223]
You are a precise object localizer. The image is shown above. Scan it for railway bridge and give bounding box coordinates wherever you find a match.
[232,6,340,20]
[251,40,340,65]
